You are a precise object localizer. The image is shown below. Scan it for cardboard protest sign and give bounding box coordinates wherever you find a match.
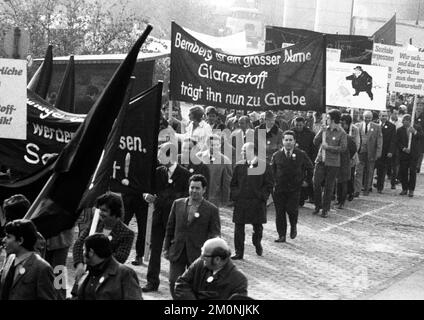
[0,58,27,140]
[326,62,388,110]
[389,48,424,94]
[372,43,398,82]
[170,22,325,112]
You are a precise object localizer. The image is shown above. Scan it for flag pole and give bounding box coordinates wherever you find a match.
[24,172,57,219]
[143,203,154,262]
[408,94,418,149]
[89,208,101,235]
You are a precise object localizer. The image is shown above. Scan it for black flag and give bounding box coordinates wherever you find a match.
[55,56,75,113]
[27,45,53,99]
[25,25,153,238]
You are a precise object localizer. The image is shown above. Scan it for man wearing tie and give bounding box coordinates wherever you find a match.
[396,114,423,197]
[354,110,382,196]
[142,142,191,293]
[163,174,221,299]
[271,130,313,242]
[376,110,397,193]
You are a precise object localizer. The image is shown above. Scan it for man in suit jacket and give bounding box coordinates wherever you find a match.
[71,234,142,300]
[174,238,247,300]
[164,174,221,299]
[73,192,134,282]
[354,110,383,196]
[230,142,273,259]
[346,66,373,100]
[396,114,424,197]
[272,130,314,242]
[142,142,191,292]
[0,219,55,300]
[376,110,397,193]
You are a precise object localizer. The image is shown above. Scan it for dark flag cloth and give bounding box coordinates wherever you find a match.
[170,22,325,112]
[0,90,84,177]
[80,82,163,208]
[27,45,53,99]
[265,26,373,64]
[0,157,56,206]
[25,25,153,238]
[55,55,75,113]
[372,14,396,46]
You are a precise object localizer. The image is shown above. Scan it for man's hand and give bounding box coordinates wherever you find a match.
[387,153,393,158]
[408,127,417,135]
[75,263,86,282]
[403,148,411,154]
[143,193,157,203]
[163,250,169,261]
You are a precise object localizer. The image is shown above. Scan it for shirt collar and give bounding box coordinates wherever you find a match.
[282,147,293,155]
[168,163,177,176]
[188,197,203,206]
[326,125,341,132]
[14,251,33,266]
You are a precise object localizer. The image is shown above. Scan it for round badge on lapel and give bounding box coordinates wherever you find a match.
[332,137,336,140]
[211,157,216,162]
[108,235,113,241]
[19,267,26,275]
[168,179,173,184]
[121,178,129,186]
[371,128,374,132]
[99,276,105,284]
[194,212,200,218]
[384,125,387,129]
[267,141,270,145]
[206,276,214,283]
[189,168,194,173]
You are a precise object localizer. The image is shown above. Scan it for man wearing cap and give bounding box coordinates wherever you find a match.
[142,142,191,292]
[346,66,373,100]
[164,174,221,299]
[174,238,247,300]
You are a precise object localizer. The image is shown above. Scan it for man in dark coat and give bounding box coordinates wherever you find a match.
[376,110,397,193]
[174,238,248,300]
[71,234,142,300]
[396,114,424,197]
[271,130,314,242]
[179,138,210,190]
[293,116,317,205]
[163,174,221,299]
[255,111,283,164]
[346,66,373,100]
[142,142,191,292]
[230,142,273,260]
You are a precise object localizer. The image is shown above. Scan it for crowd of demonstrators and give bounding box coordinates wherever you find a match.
[1,100,424,300]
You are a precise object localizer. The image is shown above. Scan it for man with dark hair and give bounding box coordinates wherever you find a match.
[0,219,55,300]
[71,233,142,300]
[142,142,191,292]
[255,111,283,164]
[174,238,247,300]
[230,142,273,258]
[179,138,210,188]
[397,114,423,197]
[206,106,226,131]
[73,192,135,283]
[164,174,221,299]
[346,66,373,100]
[271,131,313,242]
[313,109,347,217]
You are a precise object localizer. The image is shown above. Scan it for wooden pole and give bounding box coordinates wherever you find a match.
[24,173,57,219]
[408,94,418,149]
[89,208,100,235]
[322,114,327,162]
[143,203,154,262]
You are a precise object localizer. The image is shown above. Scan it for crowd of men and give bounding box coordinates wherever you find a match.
[0,100,423,300]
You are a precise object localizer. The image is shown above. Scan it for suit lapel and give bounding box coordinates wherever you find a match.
[0,254,15,285]
[95,259,118,293]
[12,253,35,288]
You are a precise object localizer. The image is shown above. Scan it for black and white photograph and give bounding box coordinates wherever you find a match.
[1,0,424,310]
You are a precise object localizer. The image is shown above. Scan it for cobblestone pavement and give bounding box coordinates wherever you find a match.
[61,173,424,300]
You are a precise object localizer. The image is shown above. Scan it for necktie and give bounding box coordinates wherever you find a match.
[365,124,368,134]
[286,151,290,158]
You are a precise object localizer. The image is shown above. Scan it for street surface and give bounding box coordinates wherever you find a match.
[62,172,423,299]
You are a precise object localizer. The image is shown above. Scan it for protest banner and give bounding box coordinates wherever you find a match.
[0,90,84,176]
[265,26,373,64]
[371,43,398,83]
[389,48,424,95]
[326,62,388,110]
[170,22,325,112]
[0,58,27,140]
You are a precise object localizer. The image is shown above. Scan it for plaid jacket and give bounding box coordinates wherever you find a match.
[72,219,134,267]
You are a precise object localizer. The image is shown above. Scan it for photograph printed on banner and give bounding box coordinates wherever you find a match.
[326,62,388,110]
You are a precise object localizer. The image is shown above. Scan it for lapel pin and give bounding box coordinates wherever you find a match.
[194,212,200,218]
[108,235,113,241]
[206,276,214,283]
[19,267,25,275]
[189,168,194,173]
[211,157,216,162]
[267,141,270,145]
[99,276,105,284]
[168,179,173,184]
[121,178,129,186]
[384,125,387,129]
[332,136,336,140]
[292,153,296,159]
